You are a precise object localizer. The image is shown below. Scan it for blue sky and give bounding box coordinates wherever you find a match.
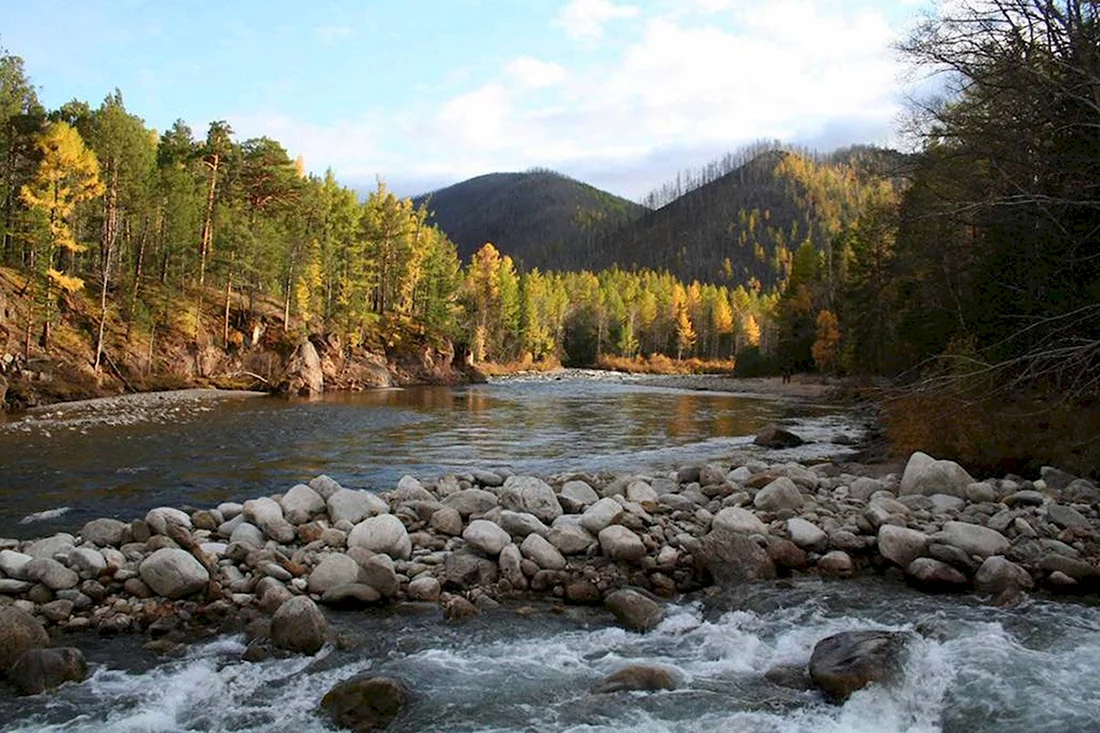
[0,0,933,200]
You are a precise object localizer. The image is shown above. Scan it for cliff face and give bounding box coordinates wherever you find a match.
[0,268,471,412]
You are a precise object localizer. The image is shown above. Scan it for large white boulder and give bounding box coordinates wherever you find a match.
[139,548,209,599]
[347,515,411,560]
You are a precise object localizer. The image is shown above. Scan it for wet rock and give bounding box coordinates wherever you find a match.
[9,648,87,695]
[322,584,383,608]
[697,527,776,585]
[753,424,804,448]
[598,526,646,563]
[604,589,663,632]
[936,521,1009,559]
[499,476,562,523]
[360,554,400,598]
[80,518,129,547]
[906,558,968,589]
[328,489,388,525]
[767,538,808,572]
[309,554,363,595]
[565,580,601,605]
[443,595,479,620]
[498,543,527,589]
[408,576,441,602]
[443,552,498,590]
[809,630,909,702]
[712,507,768,536]
[320,675,408,732]
[753,477,803,512]
[348,515,412,560]
[442,489,498,518]
[1039,554,1099,581]
[928,543,979,574]
[463,520,511,556]
[24,558,79,590]
[974,555,1034,595]
[592,664,678,693]
[765,664,814,690]
[139,548,210,599]
[271,596,328,654]
[0,606,49,674]
[817,550,853,576]
[877,525,930,568]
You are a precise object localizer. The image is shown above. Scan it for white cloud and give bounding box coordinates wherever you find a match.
[505,56,568,89]
[554,0,640,41]
[436,84,512,150]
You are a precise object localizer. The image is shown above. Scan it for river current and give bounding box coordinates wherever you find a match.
[2,373,1098,732]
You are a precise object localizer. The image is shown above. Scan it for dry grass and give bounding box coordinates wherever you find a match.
[478,354,562,376]
[881,386,1100,479]
[596,353,736,375]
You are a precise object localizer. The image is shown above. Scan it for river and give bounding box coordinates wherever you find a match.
[0,372,856,539]
[3,373,1096,732]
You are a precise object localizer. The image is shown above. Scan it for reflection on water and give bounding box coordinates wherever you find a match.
[0,375,850,538]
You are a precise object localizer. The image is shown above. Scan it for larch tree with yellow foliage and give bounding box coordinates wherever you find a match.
[20,121,104,350]
[812,309,840,373]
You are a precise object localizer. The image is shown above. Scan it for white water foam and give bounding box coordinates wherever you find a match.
[19,506,71,524]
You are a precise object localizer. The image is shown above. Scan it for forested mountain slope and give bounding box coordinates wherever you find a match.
[583,147,906,288]
[413,171,646,267]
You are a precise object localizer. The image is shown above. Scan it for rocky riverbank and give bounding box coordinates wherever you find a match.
[1,440,1098,720]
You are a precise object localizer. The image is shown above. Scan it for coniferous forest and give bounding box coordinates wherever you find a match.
[1,0,1098,473]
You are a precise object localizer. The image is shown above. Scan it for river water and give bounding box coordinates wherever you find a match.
[0,372,855,539]
[3,373,1097,732]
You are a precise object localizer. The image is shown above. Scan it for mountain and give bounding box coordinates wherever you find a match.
[579,145,907,287]
[412,170,646,267]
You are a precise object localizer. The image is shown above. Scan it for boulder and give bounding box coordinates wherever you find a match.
[9,647,87,695]
[80,518,129,547]
[809,630,909,702]
[1047,503,1090,530]
[463,520,511,556]
[604,589,663,632]
[442,489,498,518]
[348,515,412,560]
[393,475,435,502]
[906,558,968,589]
[24,534,75,560]
[244,497,297,544]
[328,489,389,525]
[753,424,805,448]
[498,511,549,538]
[712,507,768,536]
[849,477,884,502]
[974,555,1034,595]
[499,476,562,523]
[271,596,328,654]
[877,525,930,568]
[279,484,326,524]
[580,498,624,534]
[359,554,400,598]
[598,525,646,563]
[230,522,266,548]
[139,548,210,599]
[24,558,79,590]
[560,480,599,507]
[309,554,363,595]
[592,664,678,693]
[428,506,464,536]
[817,550,853,576]
[697,527,776,585]
[443,552,498,590]
[548,524,594,555]
[321,584,382,608]
[898,452,973,498]
[67,547,107,575]
[0,606,49,674]
[520,533,566,570]
[936,521,1009,559]
[320,675,408,732]
[625,480,659,507]
[282,338,324,397]
[787,517,827,551]
[309,475,344,500]
[407,576,441,602]
[753,477,803,512]
[499,543,527,589]
[144,507,192,536]
[0,549,32,579]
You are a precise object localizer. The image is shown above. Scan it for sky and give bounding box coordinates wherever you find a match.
[0,0,934,201]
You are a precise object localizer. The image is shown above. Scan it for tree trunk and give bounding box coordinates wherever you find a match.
[222,255,233,348]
